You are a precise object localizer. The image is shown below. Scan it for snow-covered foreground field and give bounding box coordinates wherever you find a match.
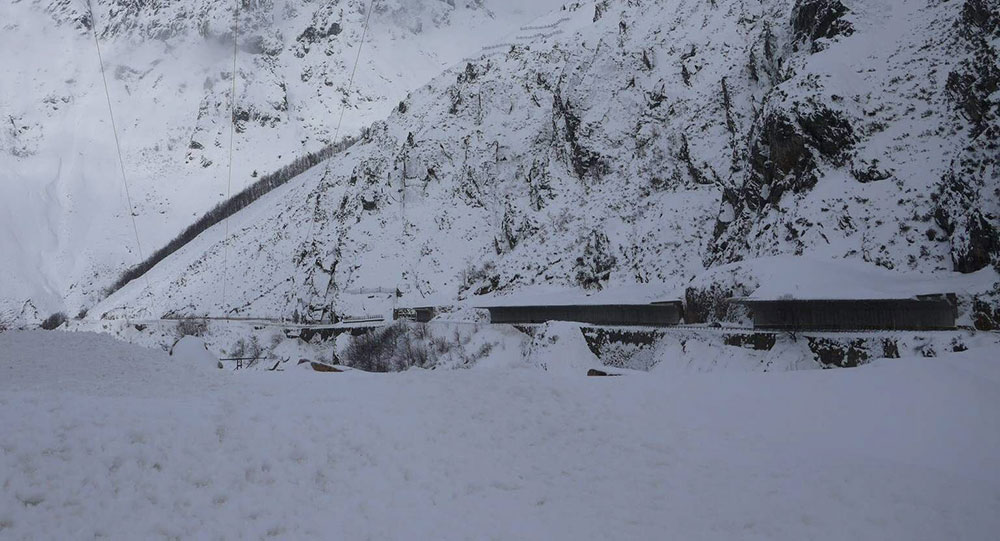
[1,331,998,540]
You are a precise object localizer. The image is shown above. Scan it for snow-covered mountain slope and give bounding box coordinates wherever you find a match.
[0,0,565,319]
[93,0,1000,322]
[711,0,999,275]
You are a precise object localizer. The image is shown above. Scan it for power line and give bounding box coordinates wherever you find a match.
[86,0,149,290]
[221,0,241,315]
[304,0,377,322]
[331,0,376,147]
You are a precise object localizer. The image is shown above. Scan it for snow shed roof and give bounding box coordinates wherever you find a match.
[472,283,681,308]
[735,296,957,331]
[715,256,997,301]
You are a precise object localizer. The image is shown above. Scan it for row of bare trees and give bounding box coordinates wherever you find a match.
[104,136,358,298]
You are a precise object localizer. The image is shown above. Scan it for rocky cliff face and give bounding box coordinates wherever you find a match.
[712,0,998,275]
[934,0,999,275]
[90,0,1000,324]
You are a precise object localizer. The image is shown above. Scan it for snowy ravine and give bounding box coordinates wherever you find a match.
[0,330,998,539]
[0,0,565,318]
[93,0,1000,323]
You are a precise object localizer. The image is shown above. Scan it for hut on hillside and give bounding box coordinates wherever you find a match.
[393,306,438,323]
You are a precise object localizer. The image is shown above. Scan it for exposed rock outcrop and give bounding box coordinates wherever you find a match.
[936,0,1000,273]
[791,0,854,51]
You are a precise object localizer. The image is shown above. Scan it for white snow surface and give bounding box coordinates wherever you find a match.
[168,335,221,372]
[1,329,999,539]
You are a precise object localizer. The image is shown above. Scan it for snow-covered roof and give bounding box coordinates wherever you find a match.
[734,256,997,301]
[472,283,681,308]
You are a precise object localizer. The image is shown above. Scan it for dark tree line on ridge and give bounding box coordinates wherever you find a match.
[104,136,358,298]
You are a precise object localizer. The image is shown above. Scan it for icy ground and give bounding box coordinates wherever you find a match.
[1,331,999,540]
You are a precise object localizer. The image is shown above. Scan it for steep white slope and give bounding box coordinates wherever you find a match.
[97,0,999,322]
[711,0,998,273]
[0,0,565,319]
